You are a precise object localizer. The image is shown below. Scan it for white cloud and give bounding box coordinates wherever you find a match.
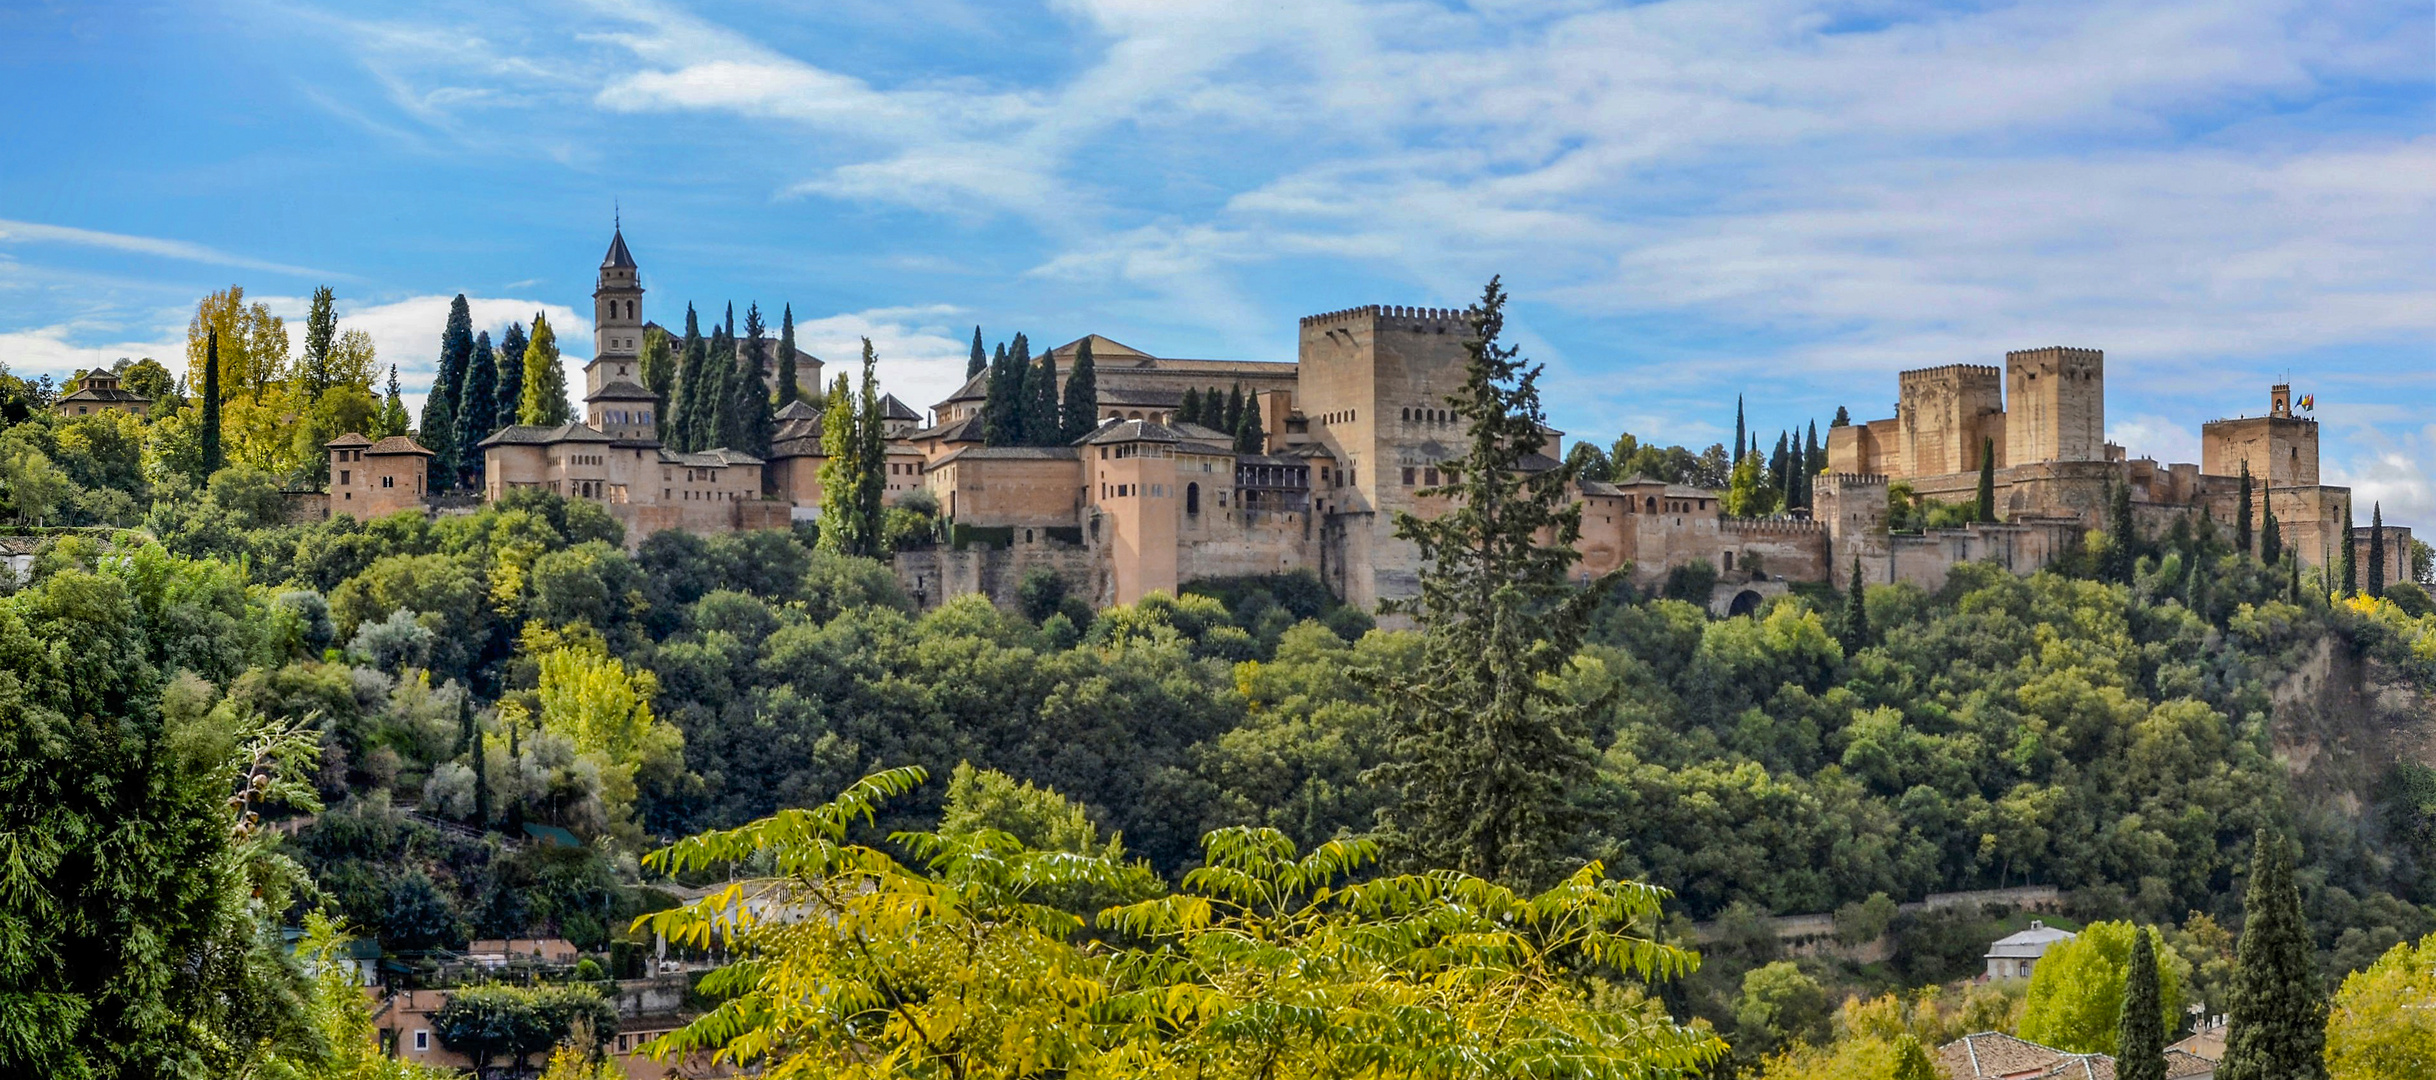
[0,325,187,384]
[788,306,975,423]
[0,218,329,278]
[330,295,592,414]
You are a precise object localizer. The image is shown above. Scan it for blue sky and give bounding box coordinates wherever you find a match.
[3,0,2432,515]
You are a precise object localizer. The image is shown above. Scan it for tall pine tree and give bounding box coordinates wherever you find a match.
[1062,336,1098,442]
[967,326,987,379]
[774,304,800,407]
[200,330,223,475]
[728,302,773,455]
[518,312,570,426]
[1180,387,1202,429]
[855,340,886,544]
[493,322,527,431]
[2339,507,2357,598]
[1842,556,1869,651]
[2262,500,2282,566]
[2369,503,2386,597]
[416,375,455,492]
[700,315,735,449]
[2117,928,2166,1080]
[1363,277,1601,889]
[1733,395,1746,464]
[1234,394,1264,453]
[379,364,409,438]
[1223,383,1245,435]
[674,306,707,451]
[2219,831,2327,1080]
[456,330,498,482]
[816,372,863,555]
[437,294,474,422]
[1025,347,1060,445]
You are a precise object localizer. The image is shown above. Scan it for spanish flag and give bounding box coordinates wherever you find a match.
[2298,394,2314,411]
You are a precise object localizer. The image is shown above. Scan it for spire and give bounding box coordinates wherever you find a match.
[602,227,636,270]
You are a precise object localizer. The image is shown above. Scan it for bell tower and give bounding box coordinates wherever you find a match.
[588,224,644,396]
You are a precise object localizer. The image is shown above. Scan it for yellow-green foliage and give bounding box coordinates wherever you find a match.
[2019,922,2185,1054]
[635,767,1724,1079]
[2325,932,2436,1080]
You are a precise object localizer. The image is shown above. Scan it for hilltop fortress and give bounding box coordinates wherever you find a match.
[331,229,2408,615]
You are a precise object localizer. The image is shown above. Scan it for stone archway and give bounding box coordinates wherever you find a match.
[1727,589,1765,618]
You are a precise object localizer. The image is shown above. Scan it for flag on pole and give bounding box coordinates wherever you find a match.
[2298,394,2314,411]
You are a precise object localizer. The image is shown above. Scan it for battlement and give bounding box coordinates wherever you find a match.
[1824,472,1891,488]
[1300,304,1468,328]
[1724,517,1830,535]
[1899,363,2001,382]
[2005,346,2103,362]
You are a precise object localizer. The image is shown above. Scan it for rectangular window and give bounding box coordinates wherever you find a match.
[413,1031,429,1052]
[1402,467,1416,486]
[382,476,394,489]
[339,470,350,485]
[1424,468,1439,485]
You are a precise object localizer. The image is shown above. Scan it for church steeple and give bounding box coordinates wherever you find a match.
[585,223,655,440]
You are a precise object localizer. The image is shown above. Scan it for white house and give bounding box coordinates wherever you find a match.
[1984,920,2075,980]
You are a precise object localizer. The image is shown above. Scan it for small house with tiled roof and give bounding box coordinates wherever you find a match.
[55,367,151,418]
[326,433,433,518]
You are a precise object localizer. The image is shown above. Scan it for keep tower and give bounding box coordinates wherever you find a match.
[583,226,661,440]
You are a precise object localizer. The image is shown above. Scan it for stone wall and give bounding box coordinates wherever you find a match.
[2004,347,2106,464]
[2201,414,2320,487]
[1898,364,2004,477]
[893,540,1102,613]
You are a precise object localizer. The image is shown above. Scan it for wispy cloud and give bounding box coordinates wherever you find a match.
[0,219,332,278]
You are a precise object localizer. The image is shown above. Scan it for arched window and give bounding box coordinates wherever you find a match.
[1186,482,1200,515]
[1645,496,1658,513]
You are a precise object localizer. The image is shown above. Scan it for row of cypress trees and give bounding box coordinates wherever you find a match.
[1176,383,1265,453]
[2110,829,2326,1080]
[658,301,801,457]
[415,294,558,490]
[973,329,1098,448]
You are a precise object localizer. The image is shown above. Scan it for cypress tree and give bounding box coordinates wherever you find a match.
[1234,394,1264,454]
[493,322,527,431]
[1003,334,1031,442]
[1831,405,1850,427]
[200,330,223,475]
[729,302,773,455]
[1843,556,1869,651]
[640,327,675,443]
[1733,395,1746,463]
[2369,503,2386,597]
[417,376,455,491]
[518,312,570,426]
[2117,928,2166,1080]
[2105,479,2138,581]
[1977,437,1997,522]
[1804,421,1823,502]
[2236,462,2254,556]
[674,306,706,450]
[437,294,474,422]
[775,304,800,407]
[700,317,735,448]
[379,364,408,438]
[1180,387,1202,429]
[1769,431,1788,491]
[1026,346,1061,445]
[1224,383,1245,434]
[456,330,497,483]
[1891,1035,1935,1080]
[1062,336,1098,443]
[2262,502,2282,566]
[967,326,986,379]
[2219,831,2327,1080]
[302,285,336,401]
[816,372,862,554]
[2339,508,2357,598]
[470,715,490,829]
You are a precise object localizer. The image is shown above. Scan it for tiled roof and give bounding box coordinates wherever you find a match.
[878,393,922,421]
[1939,1033,2117,1080]
[668,448,764,467]
[583,379,659,402]
[326,432,374,448]
[929,446,1080,467]
[58,386,149,403]
[368,435,433,457]
[773,399,822,422]
[477,423,612,448]
[909,414,987,443]
[940,369,989,403]
[1082,418,1185,445]
[1987,923,2077,959]
[2162,1049,2214,1078]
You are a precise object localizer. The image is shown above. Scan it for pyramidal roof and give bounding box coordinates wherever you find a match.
[601,229,636,270]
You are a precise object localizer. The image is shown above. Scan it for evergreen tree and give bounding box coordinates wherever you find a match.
[1026,346,1061,446]
[471,720,491,829]
[1831,405,1850,427]
[1842,556,1868,651]
[2262,503,2282,566]
[1977,437,1997,522]
[494,322,528,431]
[1062,336,1098,443]
[379,364,409,438]
[302,285,336,401]
[728,302,773,455]
[1734,395,1746,463]
[855,340,887,545]
[519,312,570,426]
[456,330,498,482]
[438,294,473,419]
[640,326,675,443]
[1806,421,1823,481]
[967,325,987,379]
[674,306,706,451]
[200,330,223,475]
[417,375,455,491]
[816,372,863,555]
[775,304,800,407]
[2236,462,2254,556]
[1224,383,1245,435]
[2104,479,2138,581]
[1234,394,1264,454]
[2369,503,2386,597]
[1365,277,1601,890]
[2117,927,2166,1080]
[2219,831,2327,1080]
[985,337,1028,446]
[701,317,735,448]
[2339,508,2357,598]
[1180,387,1203,429]
[1891,1035,1936,1080]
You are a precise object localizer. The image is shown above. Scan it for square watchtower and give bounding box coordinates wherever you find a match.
[2005,347,2105,464]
